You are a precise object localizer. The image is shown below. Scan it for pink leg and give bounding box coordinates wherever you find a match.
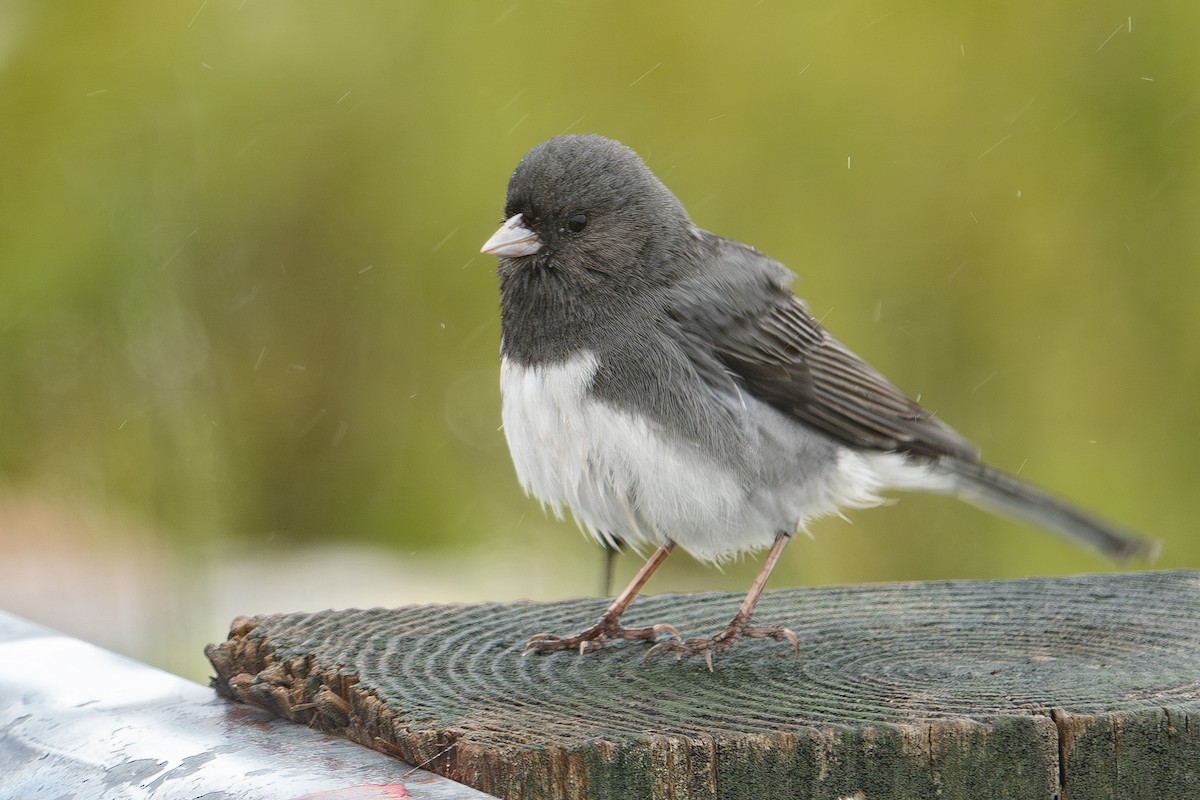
[524,542,681,654]
[645,532,798,669]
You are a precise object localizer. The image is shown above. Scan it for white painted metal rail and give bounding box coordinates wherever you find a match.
[0,612,496,800]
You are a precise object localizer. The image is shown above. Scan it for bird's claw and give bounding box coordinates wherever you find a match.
[643,623,799,670]
[523,620,681,655]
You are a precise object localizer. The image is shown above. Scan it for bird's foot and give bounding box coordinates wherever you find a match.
[523,615,681,655]
[643,618,799,670]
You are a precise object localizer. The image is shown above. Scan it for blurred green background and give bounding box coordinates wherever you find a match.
[1,1,1196,682]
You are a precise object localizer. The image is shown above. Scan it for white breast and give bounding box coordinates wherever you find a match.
[499,352,950,560]
[500,352,750,555]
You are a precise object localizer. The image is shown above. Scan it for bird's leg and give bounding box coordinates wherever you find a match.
[645,532,798,669]
[524,541,681,654]
[601,537,623,597]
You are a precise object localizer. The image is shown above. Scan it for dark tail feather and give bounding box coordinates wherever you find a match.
[943,459,1160,563]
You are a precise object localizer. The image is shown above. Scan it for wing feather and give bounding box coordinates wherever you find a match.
[672,233,977,461]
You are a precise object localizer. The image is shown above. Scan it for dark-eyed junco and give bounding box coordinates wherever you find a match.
[481,134,1158,664]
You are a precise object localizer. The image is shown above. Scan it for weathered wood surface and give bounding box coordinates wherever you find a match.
[206,571,1200,800]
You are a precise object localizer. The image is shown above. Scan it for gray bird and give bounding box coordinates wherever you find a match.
[481,134,1158,664]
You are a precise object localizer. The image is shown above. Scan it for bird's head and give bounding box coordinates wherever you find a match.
[481,135,692,289]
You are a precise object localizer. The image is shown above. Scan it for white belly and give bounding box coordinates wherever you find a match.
[500,352,741,554]
[501,351,946,561]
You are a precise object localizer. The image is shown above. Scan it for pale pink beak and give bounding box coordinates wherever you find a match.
[481,213,543,258]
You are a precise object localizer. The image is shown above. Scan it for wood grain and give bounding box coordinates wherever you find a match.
[206,571,1200,799]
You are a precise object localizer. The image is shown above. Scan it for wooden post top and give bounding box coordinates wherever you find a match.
[207,570,1200,800]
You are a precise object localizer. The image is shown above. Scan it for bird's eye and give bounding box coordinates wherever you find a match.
[566,213,588,233]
